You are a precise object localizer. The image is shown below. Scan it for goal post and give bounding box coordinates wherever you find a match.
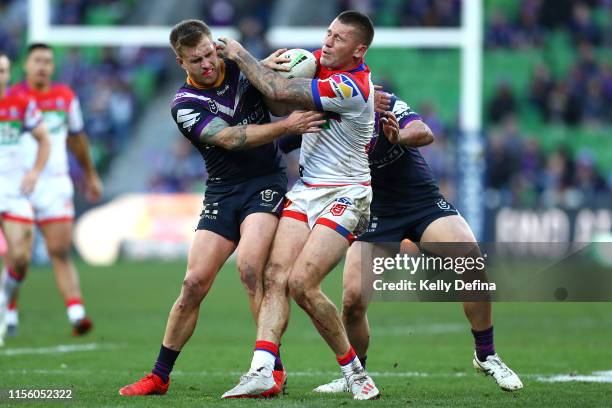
[29,0,484,238]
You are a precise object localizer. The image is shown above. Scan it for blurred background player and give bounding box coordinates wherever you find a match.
[5,43,103,336]
[0,51,50,345]
[118,20,323,397]
[218,11,381,400]
[313,96,523,393]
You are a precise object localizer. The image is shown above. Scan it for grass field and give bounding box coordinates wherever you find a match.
[2,259,611,407]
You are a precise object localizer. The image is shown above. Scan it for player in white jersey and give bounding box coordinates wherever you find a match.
[218,11,381,400]
[4,43,102,336]
[0,52,50,345]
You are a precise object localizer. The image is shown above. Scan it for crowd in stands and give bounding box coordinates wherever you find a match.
[1,0,610,209]
[485,117,610,208]
[52,0,136,25]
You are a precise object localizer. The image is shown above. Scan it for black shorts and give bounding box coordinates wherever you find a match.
[357,197,459,243]
[197,172,287,242]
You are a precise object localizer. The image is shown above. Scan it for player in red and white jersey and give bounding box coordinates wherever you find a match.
[298,48,373,187]
[218,11,380,400]
[0,52,50,345]
[5,43,102,336]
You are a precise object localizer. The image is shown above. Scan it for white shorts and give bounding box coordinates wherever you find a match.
[28,174,75,223]
[0,193,35,223]
[282,179,372,242]
[0,170,35,223]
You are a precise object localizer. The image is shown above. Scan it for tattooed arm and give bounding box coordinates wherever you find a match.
[199,112,324,151]
[217,37,317,110]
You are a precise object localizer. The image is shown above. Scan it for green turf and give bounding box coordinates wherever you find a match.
[2,260,611,407]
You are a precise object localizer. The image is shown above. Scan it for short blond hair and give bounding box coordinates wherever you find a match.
[170,19,212,56]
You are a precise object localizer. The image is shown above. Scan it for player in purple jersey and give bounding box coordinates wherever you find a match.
[312,96,523,393]
[119,20,324,397]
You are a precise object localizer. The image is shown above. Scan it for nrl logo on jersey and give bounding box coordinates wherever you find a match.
[207,99,219,114]
[177,108,201,131]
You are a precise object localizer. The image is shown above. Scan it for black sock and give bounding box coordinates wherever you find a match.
[472,326,495,362]
[152,345,180,383]
[359,355,367,369]
[274,344,284,371]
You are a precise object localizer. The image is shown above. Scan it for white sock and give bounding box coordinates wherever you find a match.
[67,304,86,324]
[340,355,363,379]
[6,308,18,326]
[250,350,275,374]
[2,267,22,301]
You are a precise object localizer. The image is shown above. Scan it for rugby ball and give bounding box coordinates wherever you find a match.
[277,49,317,79]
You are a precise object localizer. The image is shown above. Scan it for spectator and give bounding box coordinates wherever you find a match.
[486,10,517,48]
[529,63,555,119]
[488,81,518,124]
[569,2,602,46]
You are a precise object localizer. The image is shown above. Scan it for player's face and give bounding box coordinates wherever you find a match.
[25,48,55,88]
[177,36,220,87]
[320,19,367,70]
[0,56,10,89]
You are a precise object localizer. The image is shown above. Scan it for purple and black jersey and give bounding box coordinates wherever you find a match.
[368,96,442,216]
[171,60,284,186]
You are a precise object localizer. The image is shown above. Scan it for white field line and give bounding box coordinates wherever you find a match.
[0,343,120,356]
[6,368,612,384]
[537,371,612,383]
[3,342,612,385]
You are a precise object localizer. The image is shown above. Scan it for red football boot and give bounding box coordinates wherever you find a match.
[119,373,169,396]
[72,317,93,336]
[273,368,287,394]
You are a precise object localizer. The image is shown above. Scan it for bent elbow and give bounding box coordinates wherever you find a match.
[424,129,435,146]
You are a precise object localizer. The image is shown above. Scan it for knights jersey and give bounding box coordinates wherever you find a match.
[0,92,42,174]
[9,82,84,177]
[170,59,284,186]
[299,49,375,186]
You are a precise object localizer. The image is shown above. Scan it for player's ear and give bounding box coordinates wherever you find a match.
[176,56,184,69]
[353,44,367,59]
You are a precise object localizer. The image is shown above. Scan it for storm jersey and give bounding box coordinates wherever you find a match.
[300,50,375,186]
[369,96,442,215]
[9,82,84,177]
[0,93,42,176]
[171,59,284,186]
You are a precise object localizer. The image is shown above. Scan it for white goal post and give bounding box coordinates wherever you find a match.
[28,0,485,238]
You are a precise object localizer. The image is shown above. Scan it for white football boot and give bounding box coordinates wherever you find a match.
[340,359,380,400]
[473,352,523,391]
[221,367,280,399]
[313,377,349,393]
[347,370,380,400]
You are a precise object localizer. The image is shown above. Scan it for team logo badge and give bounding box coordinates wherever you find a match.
[330,203,348,216]
[208,99,219,114]
[260,189,278,203]
[436,198,452,211]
